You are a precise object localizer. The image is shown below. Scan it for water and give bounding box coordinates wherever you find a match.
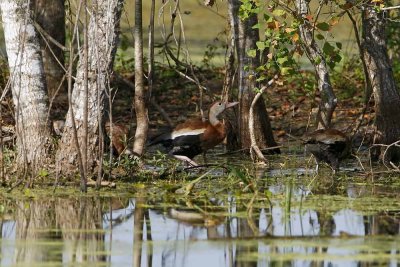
[0,176,399,267]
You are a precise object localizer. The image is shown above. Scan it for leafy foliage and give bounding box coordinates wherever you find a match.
[239,0,344,82]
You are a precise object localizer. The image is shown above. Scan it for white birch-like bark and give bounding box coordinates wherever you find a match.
[296,0,336,129]
[1,0,52,171]
[56,0,124,176]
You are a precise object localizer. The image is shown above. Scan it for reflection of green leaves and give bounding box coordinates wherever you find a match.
[229,167,251,185]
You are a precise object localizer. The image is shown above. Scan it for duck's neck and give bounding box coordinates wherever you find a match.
[209,111,221,126]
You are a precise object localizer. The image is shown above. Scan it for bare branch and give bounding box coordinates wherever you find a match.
[381,5,400,10]
[249,75,279,163]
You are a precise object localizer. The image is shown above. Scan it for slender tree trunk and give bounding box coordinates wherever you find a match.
[133,0,149,156]
[56,0,124,176]
[296,0,336,129]
[362,3,400,163]
[228,0,279,152]
[1,0,52,173]
[33,0,66,116]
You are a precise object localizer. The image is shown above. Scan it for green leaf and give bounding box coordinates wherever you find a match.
[272,9,286,16]
[256,41,266,50]
[38,169,49,177]
[316,22,330,31]
[263,13,271,22]
[24,189,35,198]
[316,33,325,40]
[336,42,342,49]
[323,42,335,55]
[332,53,342,63]
[280,67,292,75]
[277,56,288,65]
[247,49,257,58]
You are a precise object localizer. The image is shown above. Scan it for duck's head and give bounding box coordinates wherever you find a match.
[209,101,239,124]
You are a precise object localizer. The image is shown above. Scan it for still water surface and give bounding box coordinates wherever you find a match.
[0,180,399,267]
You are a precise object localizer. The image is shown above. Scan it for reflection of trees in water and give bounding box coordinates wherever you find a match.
[14,199,60,263]
[14,197,106,265]
[4,184,400,266]
[133,197,153,267]
[55,197,105,263]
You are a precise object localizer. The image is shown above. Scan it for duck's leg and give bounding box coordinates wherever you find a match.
[312,156,319,174]
[173,155,199,167]
[327,154,339,174]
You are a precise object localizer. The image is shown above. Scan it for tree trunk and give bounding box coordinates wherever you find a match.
[1,0,52,173]
[133,0,149,156]
[362,3,400,163]
[33,0,66,116]
[228,0,279,152]
[55,0,124,176]
[296,0,336,129]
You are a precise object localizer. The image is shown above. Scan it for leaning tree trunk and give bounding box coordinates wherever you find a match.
[362,3,400,163]
[132,0,148,156]
[296,0,336,129]
[56,0,124,176]
[228,0,279,152]
[1,0,52,173]
[33,0,66,116]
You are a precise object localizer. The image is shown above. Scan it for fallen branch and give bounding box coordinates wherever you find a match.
[370,140,400,171]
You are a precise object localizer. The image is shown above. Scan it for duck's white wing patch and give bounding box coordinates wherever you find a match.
[171,128,206,139]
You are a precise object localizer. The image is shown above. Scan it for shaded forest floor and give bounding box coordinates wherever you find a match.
[109,63,375,152]
[0,59,382,180]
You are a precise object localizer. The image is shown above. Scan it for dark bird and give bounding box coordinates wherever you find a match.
[304,128,350,173]
[149,101,239,166]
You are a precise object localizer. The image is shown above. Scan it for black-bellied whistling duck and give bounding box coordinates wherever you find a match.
[51,119,133,156]
[149,101,239,166]
[105,121,133,156]
[304,128,350,173]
